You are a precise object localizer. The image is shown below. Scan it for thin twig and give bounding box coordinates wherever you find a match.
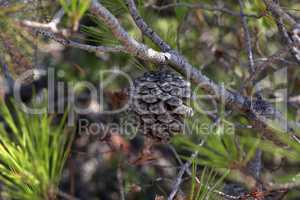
[238,0,255,73]
[57,190,80,200]
[243,43,296,87]
[51,8,65,26]
[168,144,184,166]
[267,180,300,190]
[168,144,239,200]
[22,8,69,36]
[126,0,171,52]
[0,57,15,93]
[276,16,293,44]
[169,105,243,199]
[147,2,262,18]
[263,0,300,64]
[263,0,296,25]
[167,150,199,200]
[167,141,239,200]
[117,165,126,200]
[247,149,263,192]
[33,29,126,54]
[250,150,262,180]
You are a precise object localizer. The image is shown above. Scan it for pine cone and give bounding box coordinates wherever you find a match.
[128,70,193,142]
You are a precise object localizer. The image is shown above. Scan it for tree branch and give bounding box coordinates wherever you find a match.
[89,0,169,64]
[22,0,299,145]
[117,0,300,142]
[88,0,300,144]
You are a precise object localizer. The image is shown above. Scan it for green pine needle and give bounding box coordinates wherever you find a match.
[189,160,229,200]
[0,99,73,200]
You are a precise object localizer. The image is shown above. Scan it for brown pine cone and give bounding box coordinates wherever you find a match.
[128,70,193,142]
